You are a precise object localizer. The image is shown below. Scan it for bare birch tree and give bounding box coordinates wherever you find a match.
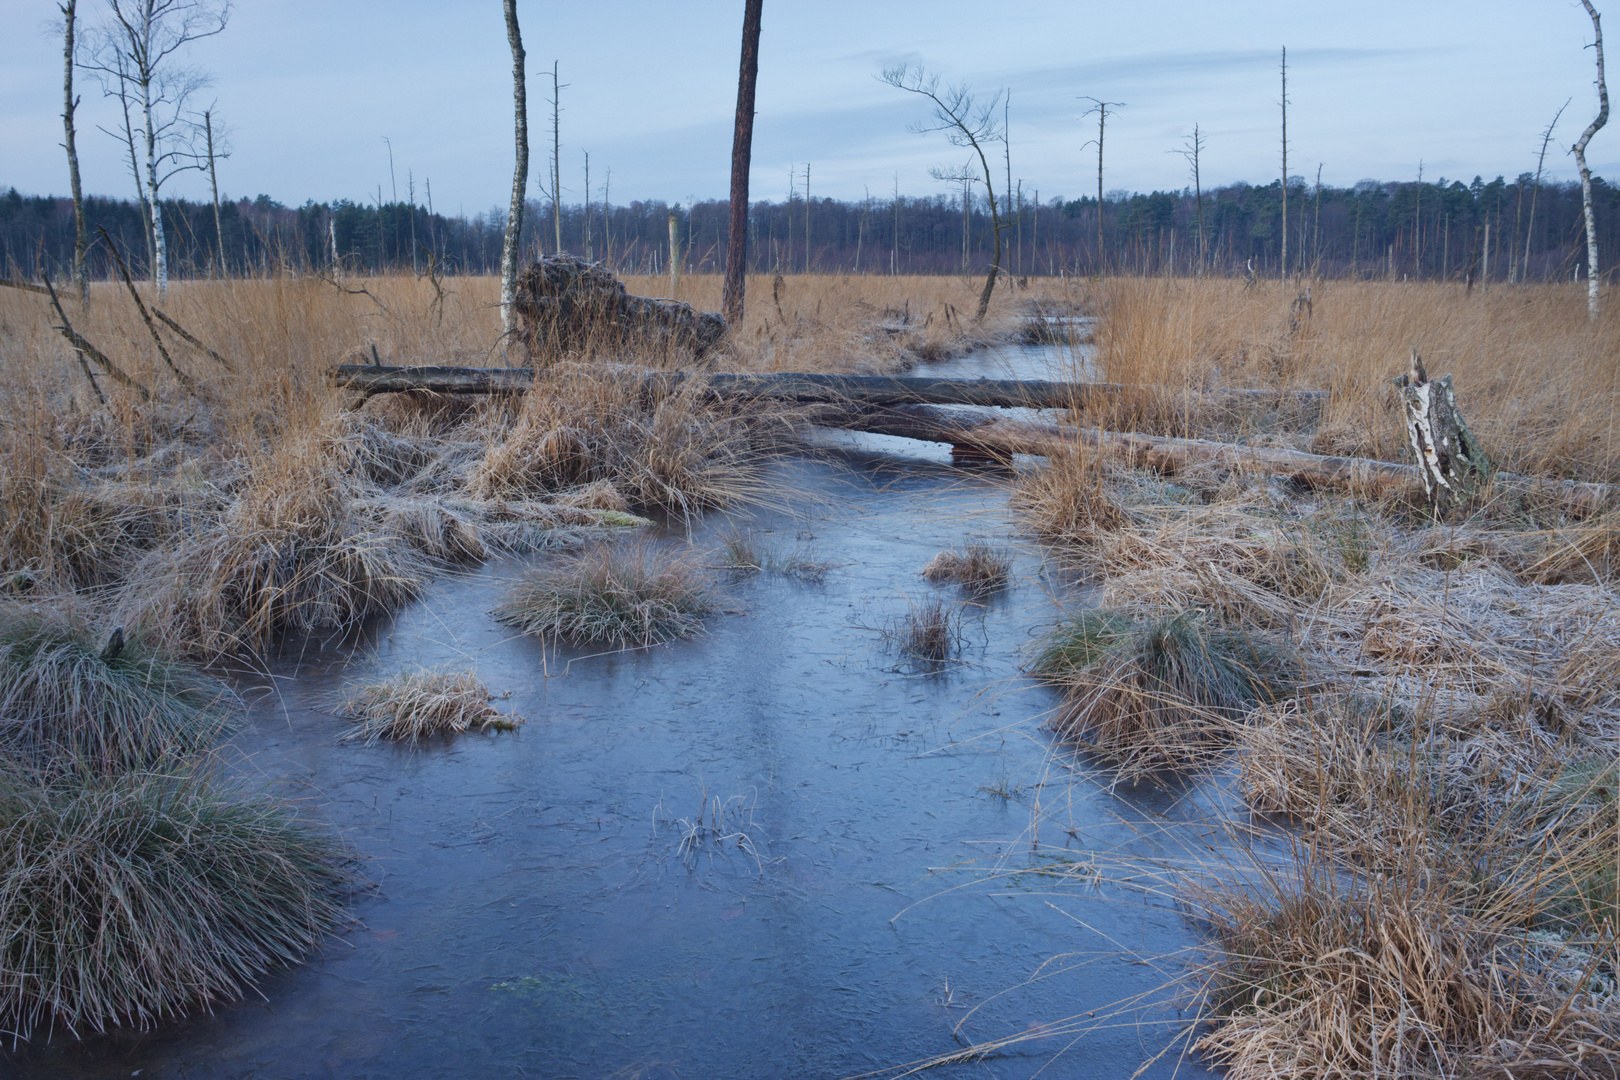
[883,65,1007,320]
[59,1,90,304]
[83,0,229,297]
[550,62,565,254]
[1574,0,1609,319]
[499,0,527,335]
[722,0,763,323]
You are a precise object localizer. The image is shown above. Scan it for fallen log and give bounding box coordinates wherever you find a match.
[328,364,1328,412]
[820,404,1618,513]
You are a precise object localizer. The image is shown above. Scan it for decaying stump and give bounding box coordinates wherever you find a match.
[1393,348,1491,509]
[511,254,728,361]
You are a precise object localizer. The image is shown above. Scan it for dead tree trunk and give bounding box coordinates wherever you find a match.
[1393,348,1491,509]
[499,0,528,335]
[721,0,762,325]
[1575,0,1609,320]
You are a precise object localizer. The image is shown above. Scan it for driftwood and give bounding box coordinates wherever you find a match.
[512,254,728,360]
[1393,348,1490,509]
[328,364,1328,414]
[819,404,1617,513]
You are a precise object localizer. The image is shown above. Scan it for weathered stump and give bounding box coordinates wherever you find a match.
[1393,348,1491,509]
[512,254,728,361]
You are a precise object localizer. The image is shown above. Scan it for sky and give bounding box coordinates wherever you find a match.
[1,0,1614,214]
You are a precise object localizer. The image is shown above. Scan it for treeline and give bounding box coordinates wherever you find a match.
[3,173,1616,282]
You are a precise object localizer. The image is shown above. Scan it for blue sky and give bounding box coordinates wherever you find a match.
[1,0,1612,212]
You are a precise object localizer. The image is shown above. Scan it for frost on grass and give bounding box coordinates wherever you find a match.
[339,665,519,746]
[0,605,234,772]
[494,542,715,648]
[0,765,347,1042]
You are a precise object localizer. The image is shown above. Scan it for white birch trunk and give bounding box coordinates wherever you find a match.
[140,74,167,296]
[1575,0,1609,320]
[499,0,528,335]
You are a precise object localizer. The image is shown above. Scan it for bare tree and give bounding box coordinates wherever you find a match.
[550,61,565,254]
[1174,124,1206,273]
[1079,97,1124,276]
[83,0,229,297]
[1522,99,1569,283]
[722,0,763,324]
[883,64,1007,320]
[1280,46,1289,278]
[59,1,90,304]
[499,0,527,334]
[1574,0,1609,319]
[201,104,228,274]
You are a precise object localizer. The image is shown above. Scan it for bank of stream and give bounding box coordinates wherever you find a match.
[14,340,1223,1080]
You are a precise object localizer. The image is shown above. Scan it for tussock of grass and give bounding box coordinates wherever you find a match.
[921,541,1012,594]
[1042,611,1295,779]
[888,598,963,666]
[0,765,347,1042]
[494,542,714,647]
[468,366,793,516]
[0,606,233,771]
[1190,850,1620,1080]
[1030,610,1135,676]
[339,666,519,745]
[1012,446,1128,552]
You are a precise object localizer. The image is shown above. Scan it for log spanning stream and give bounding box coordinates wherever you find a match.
[18,344,1221,1079]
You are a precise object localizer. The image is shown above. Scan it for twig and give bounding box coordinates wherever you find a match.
[150,305,234,371]
[40,270,148,401]
[315,269,392,315]
[98,226,198,394]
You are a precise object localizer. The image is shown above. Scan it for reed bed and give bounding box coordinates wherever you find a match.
[1085,278,1620,484]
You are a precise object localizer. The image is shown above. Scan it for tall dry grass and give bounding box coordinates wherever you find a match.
[1087,278,1620,484]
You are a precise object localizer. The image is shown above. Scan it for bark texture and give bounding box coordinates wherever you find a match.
[723,0,764,325]
[1393,349,1491,509]
[510,255,727,361]
[329,365,1325,414]
[1575,0,1609,319]
[61,0,88,306]
[499,0,528,334]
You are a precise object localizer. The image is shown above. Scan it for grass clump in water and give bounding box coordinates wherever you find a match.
[339,665,520,745]
[494,542,714,647]
[887,598,964,668]
[1042,611,1295,779]
[921,541,1013,594]
[0,765,347,1042]
[0,606,234,771]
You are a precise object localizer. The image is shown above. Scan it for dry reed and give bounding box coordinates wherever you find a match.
[494,541,715,647]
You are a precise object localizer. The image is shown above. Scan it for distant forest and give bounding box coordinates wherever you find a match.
[3,172,1616,283]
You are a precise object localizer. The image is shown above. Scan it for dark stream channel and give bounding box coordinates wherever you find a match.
[13,343,1220,1080]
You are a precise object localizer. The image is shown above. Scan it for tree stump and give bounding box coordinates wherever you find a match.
[512,254,728,361]
[1393,348,1491,509]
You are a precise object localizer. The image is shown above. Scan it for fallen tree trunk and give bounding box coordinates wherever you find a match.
[822,404,1618,513]
[328,364,1327,412]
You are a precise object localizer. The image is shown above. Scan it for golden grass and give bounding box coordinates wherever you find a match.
[0,271,1017,658]
[1086,278,1620,484]
[920,540,1013,593]
[339,665,519,745]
